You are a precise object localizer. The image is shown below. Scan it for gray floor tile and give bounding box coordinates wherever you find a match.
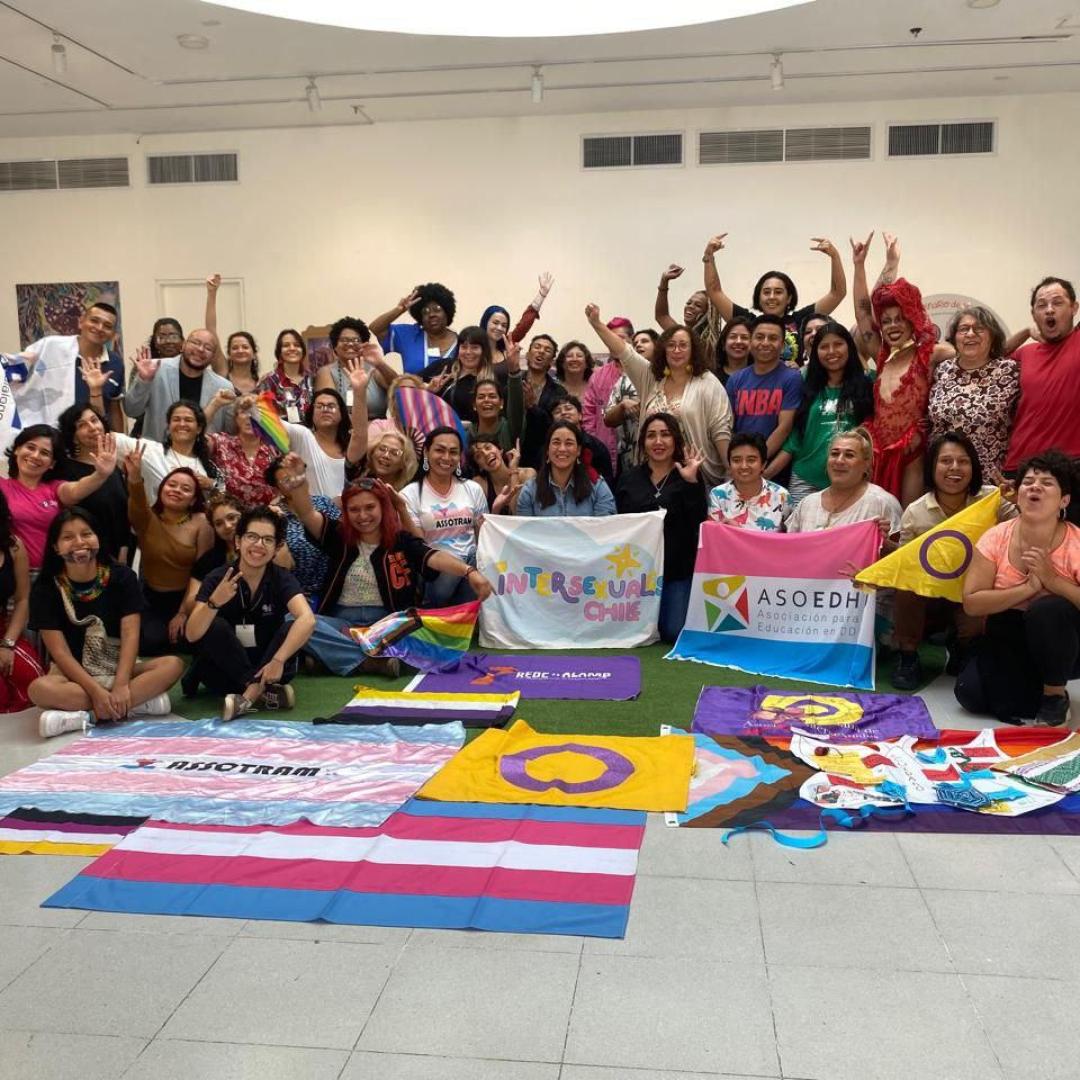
[583,876,763,963]
[357,945,578,1062]
[751,829,917,887]
[758,881,953,972]
[0,930,226,1038]
[923,889,1080,978]
[770,966,1002,1080]
[0,855,94,928]
[77,911,245,936]
[239,919,412,946]
[0,927,69,992]
[0,1031,145,1080]
[964,974,1080,1080]
[124,1039,349,1080]
[343,1052,560,1079]
[637,814,753,880]
[407,928,582,954]
[565,956,777,1076]
[897,834,1080,893]
[561,1069,763,1080]
[1045,836,1080,883]
[162,937,396,1050]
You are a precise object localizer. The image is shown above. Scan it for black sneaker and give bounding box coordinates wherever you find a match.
[1035,694,1072,728]
[891,651,923,691]
[262,683,296,711]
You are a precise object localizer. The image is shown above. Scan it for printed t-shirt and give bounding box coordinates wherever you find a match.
[707,479,791,532]
[0,477,64,569]
[197,564,303,645]
[782,385,847,490]
[726,364,803,441]
[976,520,1080,608]
[402,478,487,560]
[30,563,145,663]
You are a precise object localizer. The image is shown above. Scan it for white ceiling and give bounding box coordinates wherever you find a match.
[1,0,1079,137]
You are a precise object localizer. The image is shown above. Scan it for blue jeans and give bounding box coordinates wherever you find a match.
[303,605,389,676]
[659,577,692,644]
[423,552,477,608]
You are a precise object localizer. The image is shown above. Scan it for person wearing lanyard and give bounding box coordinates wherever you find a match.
[313,317,396,419]
[256,328,314,422]
[185,506,316,721]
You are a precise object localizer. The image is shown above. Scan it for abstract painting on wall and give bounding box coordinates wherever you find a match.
[16,281,122,352]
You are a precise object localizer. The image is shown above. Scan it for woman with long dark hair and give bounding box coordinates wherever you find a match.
[256,328,314,421]
[28,507,182,737]
[516,421,616,517]
[0,489,43,713]
[425,325,506,425]
[716,315,754,386]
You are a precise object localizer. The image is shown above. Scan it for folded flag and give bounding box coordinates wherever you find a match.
[348,601,478,672]
[0,807,145,856]
[316,685,519,728]
[248,390,291,454]
[394,385,467,445]
[43,800,647,939]
[856,490,1001,602]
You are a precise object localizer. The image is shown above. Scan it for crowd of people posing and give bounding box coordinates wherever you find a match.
[2,230,1078,735]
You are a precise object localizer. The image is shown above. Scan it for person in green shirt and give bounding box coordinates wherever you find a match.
[766,321,873,503]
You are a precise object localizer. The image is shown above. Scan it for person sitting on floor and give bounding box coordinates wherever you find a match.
[28,508,182,738]
[184,505,316,721]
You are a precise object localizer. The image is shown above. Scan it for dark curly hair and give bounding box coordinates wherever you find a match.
[57,402,109,459]
[163,400,219,481]
[1015,450,1079,500]
[408,283,456,326]
[649,325,709,380]
[555,341,595,383]
[329,317,371,349]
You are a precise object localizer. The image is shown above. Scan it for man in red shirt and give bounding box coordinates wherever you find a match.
[1004,277,1080,473]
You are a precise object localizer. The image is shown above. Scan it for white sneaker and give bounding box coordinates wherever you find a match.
[222,693,257,722]
[39,710,93,739]
[128,692,173,718]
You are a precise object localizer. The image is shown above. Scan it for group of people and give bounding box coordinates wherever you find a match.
[1,235,1077,735]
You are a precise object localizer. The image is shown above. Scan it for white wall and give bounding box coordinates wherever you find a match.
[0,91,1076,359]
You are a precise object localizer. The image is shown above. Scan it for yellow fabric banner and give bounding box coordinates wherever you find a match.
[855,490,1001,602]
[418,719,694,812]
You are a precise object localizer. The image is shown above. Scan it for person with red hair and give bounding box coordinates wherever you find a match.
[852,233,953,506]
[279,455,491,676]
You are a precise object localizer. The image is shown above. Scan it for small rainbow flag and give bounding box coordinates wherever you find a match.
[249,391,291,454]
[348,601,479,672]
[394,385,467,445]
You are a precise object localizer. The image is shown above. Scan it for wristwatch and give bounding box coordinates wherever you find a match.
[0,638,14,649]
[206,599,220,611]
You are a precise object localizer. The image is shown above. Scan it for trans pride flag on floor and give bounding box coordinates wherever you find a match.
[669,521,880,690]
[44,800,647,938]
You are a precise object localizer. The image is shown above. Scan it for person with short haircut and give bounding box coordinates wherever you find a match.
[708,432,791,531]
[185,506,315,721]
[369,283,459,376]
[1003,277,1080,472]
[959,450,1080,726]
[29,508,181,738]
[313,316,396,419]
[519,333,567,471]
[891,431,1016,691]
[551,396,615,490]
[725,314,804,461]
[516,421,616,518]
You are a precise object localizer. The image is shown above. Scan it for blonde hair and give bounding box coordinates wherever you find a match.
[829,426,875,481]
[369,429,418,490]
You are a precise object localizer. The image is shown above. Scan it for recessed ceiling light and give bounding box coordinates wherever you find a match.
[202,0,810,37]
[966,0,1001,8]
[177,33,210,49]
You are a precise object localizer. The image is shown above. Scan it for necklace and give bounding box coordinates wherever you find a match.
[651,469,672,497]
[59,565,110,603]
[162,511,192,527]
[824,484,865,524]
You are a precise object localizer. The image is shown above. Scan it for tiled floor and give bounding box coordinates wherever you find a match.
[2,675,1079,1080]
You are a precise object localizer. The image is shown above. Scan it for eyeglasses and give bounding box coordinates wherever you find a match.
[344,478,379,493]
[186,339,216,353]
[954,324,987,337]
[156,331,182,341]
[373,445,403,458]
[240,532,278,547]
[314,401,339,411]
[337,336,363,347]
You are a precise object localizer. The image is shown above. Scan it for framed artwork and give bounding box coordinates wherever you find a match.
[16,280,122,353]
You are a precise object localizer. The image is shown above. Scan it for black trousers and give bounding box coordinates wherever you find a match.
[186,616,297,696]
[954,596,1080,721]
[139,586,187,657]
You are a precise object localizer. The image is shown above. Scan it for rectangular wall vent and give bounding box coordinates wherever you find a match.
[148,152,239,184]
[699,129,783,165]
[58,157,129,189]
[0,159,58,191]
[583,133,682,169]
[784,126,871,162]
[888,121,995,157]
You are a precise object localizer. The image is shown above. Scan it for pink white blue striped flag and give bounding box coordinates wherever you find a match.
[394,385,467,444]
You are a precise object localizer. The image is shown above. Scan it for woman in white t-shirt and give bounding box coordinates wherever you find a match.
[401,427,488,607]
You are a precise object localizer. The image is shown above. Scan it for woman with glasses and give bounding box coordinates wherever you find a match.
[368,282,459,377]
[281,461,491,676]
[928,307,1020,479]
[256,328,313,422]
[148,318,183,360]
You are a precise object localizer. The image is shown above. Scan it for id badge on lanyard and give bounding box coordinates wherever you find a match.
[236,623,256,648]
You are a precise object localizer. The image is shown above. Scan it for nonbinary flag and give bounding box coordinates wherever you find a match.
[394,385,467,444]
[855,490,1001,602]
[318,685,519,728]
[669,521,880,690]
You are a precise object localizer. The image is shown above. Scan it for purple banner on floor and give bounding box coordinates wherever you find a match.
[692,685,937,744]
[405,655,641,701]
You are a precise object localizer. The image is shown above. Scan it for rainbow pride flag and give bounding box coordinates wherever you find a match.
[248,391,290,454]
[348,601,479,672]
[394,385,467,445]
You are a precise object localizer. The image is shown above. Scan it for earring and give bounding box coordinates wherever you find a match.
[422,458,430,473]
[1061,506,1067,521]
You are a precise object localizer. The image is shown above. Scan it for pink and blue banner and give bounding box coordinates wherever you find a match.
[668,521,880,690]
[405,655,641,700]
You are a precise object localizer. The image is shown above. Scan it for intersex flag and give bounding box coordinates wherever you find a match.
[669,521,880,690]
[856,490,1001,602]
[394,385,467,444]
[347,601,479,671]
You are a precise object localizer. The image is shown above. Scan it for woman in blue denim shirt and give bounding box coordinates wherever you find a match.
[515,421,616,518]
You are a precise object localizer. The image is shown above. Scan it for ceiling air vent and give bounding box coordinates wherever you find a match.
[0,159,58,191]
[583,133,682,169]
[58,157,129,189]
[888,121,995,157]
[148,152,239,185]
[784,126,871,162]
[699,129,783,165]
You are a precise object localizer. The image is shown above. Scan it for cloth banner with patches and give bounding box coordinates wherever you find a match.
[0,719,464,828]
[0,808,145,856]
[856,490,1000,602]
[316,686,519,729]
[660,728,815,828]
[993,732,1080,793]
[404,655,642,701]
[43,800,646,939]
[418,719,693,812]
[476,512,665,649]
[691,685,937,744]
[669,521,879,690]
[347,602,479,672]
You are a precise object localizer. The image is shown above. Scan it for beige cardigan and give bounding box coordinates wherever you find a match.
[618,343,732,485]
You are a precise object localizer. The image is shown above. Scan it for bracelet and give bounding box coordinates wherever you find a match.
[207,599,220,611]
[0,639,14,649]
[657,286,669,292]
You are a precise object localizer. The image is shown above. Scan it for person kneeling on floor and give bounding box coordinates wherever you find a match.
[184,505,316,721]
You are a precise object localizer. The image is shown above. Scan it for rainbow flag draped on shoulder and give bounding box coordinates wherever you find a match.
[347,601,479,672]
[248,391,291,453]
[668,521,880,690]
